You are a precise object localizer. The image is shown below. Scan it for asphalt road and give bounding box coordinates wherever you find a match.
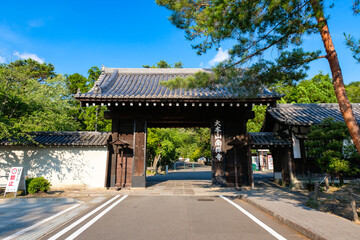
[45,195,307,240]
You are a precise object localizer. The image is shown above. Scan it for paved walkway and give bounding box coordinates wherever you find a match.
[240,181,360,240]
[131,165,240,196]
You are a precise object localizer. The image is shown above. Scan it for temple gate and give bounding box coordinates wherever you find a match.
[75,68,281,188]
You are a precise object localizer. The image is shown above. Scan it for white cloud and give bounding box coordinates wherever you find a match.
[0,25,20,43]
[0,56,5,63]
[208,48,229,66]
[199,62,204,67]
[28,19,44,28]
[14,51,44,63]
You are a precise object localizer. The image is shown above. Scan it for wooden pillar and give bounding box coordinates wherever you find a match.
[214,118,251,188]
[271,148,283,184]
[104,135,113,188]
[299,138,306,176]
[107,119,134,188]
[247,142,254,189]
[110,131,117,187]
[131,119,147,188]
[280,147,293,186]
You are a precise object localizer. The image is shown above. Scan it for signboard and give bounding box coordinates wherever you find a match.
[4,167,26,197]
[267,155,274,170]
[213,120,223,161]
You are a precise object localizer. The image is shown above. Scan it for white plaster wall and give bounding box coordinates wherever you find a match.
[0,146,107,188]
[292,133,301,159]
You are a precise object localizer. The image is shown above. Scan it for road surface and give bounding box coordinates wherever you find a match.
[44,195,307,240]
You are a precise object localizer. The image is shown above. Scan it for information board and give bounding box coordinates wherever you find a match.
[4,167,26,197]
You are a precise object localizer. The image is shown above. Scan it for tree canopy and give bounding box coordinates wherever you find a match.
[156,0,360,154]
[0,61,111,140]
[143,60,183,68]
[344,1,360,63]
[276,72,337,103]
[65,66,111,132]
[0,61,79,140]
[346,81,360,103]
[248,72,338,132]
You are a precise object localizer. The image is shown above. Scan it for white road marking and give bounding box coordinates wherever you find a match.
[220,195,287,240]
[65,195,128,240]
[3,203,81,240]
[49,195,121,240]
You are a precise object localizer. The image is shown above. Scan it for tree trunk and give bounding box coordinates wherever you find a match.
[339,174,344,186]
[310,0,360,155]
[325,173,329,191]
[314,182,319,206]
[347,188,359,223]
[153,154,161,174]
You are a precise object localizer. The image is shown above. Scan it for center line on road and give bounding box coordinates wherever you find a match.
[49,195,121,240]
[220,195,287,240]
[65,195,128,240]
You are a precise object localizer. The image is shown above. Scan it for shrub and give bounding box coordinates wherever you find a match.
[27,177,51,194]
[25,177,34,192]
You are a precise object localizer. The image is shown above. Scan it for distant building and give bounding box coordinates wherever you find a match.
[262,103,360,180]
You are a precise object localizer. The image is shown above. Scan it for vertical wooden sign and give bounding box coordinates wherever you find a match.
[212,119,226,186]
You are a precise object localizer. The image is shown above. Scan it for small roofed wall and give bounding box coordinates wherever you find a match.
[0,146,107,189]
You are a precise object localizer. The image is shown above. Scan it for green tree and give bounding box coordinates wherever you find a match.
[344,2,360,63]
[346,81,360,103]
[248,72,336,132]
[156,0,360,155]
[147,128,210,168]
[143,60,183,68]
[247,105,267,132]
[277,72,337,103]
[174,61,184,68]
[147,128,180,168]
[0,60,80,140]
[345,34,360,63]
[65,73,89,94]
[8,59,56,82]
[78,106,111,132]
[87,66,101,87]
[306,118,359,185]
[65,66,101,94]
[66,66,111,132]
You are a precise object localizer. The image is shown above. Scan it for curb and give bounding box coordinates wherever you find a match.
[239,194,327,240]
[0,197,79,204]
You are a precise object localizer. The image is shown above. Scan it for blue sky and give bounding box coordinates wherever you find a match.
[0,1,359,84]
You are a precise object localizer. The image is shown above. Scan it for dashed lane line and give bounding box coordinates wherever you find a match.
[220,195,287,240]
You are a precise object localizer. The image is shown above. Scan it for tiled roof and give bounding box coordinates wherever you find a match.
[249,132,291,147]
[267,103,360,126]
[0,132,110,146]
[74,68,281,101]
